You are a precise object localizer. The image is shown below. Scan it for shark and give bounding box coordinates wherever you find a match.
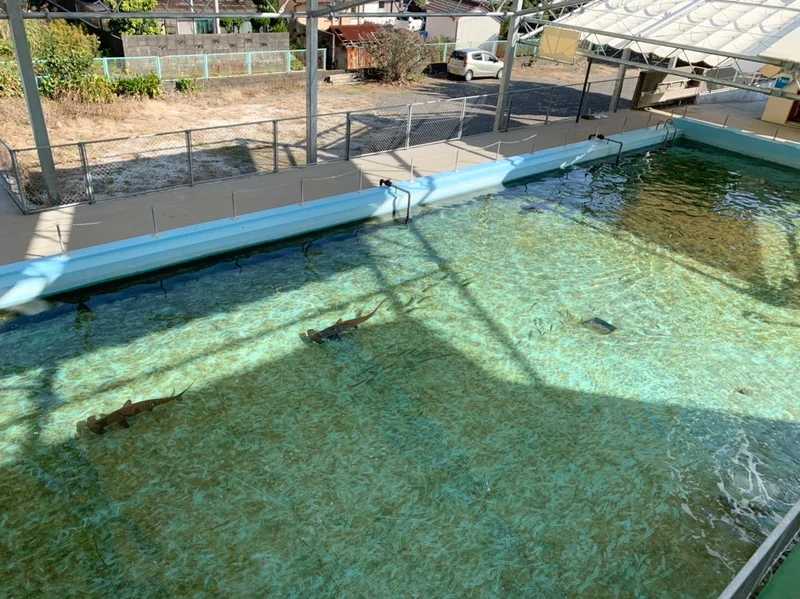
[86,383,193,435]
[307,300,386,343]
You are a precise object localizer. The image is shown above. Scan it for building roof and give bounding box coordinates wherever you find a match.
[330,24,382,45]
[425,0,487,14]
[553,0,800,67]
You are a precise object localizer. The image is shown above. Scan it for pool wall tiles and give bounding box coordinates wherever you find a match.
[0,128,670,308]
[675,118,800,169]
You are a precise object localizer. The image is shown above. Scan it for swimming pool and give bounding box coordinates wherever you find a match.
[1,140,798,597]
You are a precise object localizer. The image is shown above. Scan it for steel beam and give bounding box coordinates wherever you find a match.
[609,47,630,112]
[493,0,523,133]
[306,0,318,165]
[5,0,60,205]
[0,10,517,19]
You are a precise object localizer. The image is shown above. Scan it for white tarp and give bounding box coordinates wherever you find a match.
[550,0,800,67]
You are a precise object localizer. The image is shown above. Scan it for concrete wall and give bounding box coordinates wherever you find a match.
[424,16,457,40]
[676,117,800,169]
[121,32,290,58]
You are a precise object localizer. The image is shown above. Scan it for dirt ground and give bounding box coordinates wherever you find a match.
[0,58,623,149]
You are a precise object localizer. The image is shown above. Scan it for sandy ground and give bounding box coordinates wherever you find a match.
[0,58,623,149]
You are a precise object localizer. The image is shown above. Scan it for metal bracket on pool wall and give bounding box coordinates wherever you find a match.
[381,178,412,225]
[588,133,624,166]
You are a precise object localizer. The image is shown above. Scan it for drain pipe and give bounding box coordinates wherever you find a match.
[380,178,412,224]
[588,133,624,166]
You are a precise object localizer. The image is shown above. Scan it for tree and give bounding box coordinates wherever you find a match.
[108,0,162,36]
[366,28,439,83]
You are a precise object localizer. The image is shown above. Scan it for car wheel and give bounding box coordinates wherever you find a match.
[464,70,474,82]
[496,68,503,79]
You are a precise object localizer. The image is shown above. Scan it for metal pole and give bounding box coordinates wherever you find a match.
[505,97,514,131]
[646,113,652,129]
[493,0,524,133]
[358,169,363,194]
[544,87,554,124]
[272,120,279,172]
[185,130,194,185]
[345,112,352,160]
[231,191,237,220]
[609,47,630,112]
[11,151,29,215]
[576,58,593,123]
[723,114,729,128]
[454,149,459,172]
[6,0,60,205]
[564,128,570,146]
[495,141,501,162]
[595,123,601,138]
[773,127,779,140]
[151,205,159,237]
[306,0,319,165]
[409,157,415,180]
[531,135,536,154]
[78,143,94,203]
[300,179,305,205]
[683,104,689,117]
[405,104,413,150]
[56,222,65,256]
[457,98,466,139]
[621,117,628,135]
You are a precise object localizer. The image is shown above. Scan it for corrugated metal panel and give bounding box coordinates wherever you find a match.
[555,0,800,67]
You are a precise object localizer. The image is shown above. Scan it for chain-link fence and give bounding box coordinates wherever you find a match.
[5,78,641,213]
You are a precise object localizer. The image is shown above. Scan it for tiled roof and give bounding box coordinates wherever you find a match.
[425,0,486,14]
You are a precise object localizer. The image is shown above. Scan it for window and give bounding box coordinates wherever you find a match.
[378,1,386,8]
[471,52,484,61]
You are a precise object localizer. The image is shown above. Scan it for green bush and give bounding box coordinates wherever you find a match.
[290,56,304,71]
[0,61,23,97]
[115,72,162,98]
[175,77,199,94]
[220,17,244,33]
[108,0,161,36]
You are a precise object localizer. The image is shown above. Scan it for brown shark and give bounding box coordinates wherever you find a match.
[86,383,193,435]
[307,300,386,343]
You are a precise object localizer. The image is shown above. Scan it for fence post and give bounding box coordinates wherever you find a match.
[246,52,252,76]
[409,157,415,180]
[203,55,210,80]
[457,98,467,139]
[185,130,194,186]
[300,179,305,205]
[405,104,413,150]
[151,205,159,237]
[345,112,352,160]
[285,51,291,73]
[272,120,279,172]
[78,142,94,204]
[103,57,110,81]
[11,150,30,215]
[544,87,554,124]
[321,48,327,71]
[576,59,593,123]
[231,191,237,220]
[358,169,363,194]
[156,56,162,79]
[504,97,513,132]
[56,222,66,255]
[454,149,459,172]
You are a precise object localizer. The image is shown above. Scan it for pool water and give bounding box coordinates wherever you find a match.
[1,141,798,598]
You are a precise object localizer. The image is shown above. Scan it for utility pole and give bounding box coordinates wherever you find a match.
[306,0,318,164]
[493,0,523,133]
[6,0,60,204]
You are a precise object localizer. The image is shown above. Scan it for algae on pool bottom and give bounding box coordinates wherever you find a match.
[0,141,798,597]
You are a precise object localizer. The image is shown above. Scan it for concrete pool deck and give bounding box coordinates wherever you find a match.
[0,109,654,267]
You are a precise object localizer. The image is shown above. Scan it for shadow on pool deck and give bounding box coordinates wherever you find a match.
[1,204,799,597]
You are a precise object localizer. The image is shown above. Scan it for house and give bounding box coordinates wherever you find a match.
[289,0,403,31]
[423,0,500,46]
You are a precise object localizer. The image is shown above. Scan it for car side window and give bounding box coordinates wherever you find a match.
[488,54,498,63]
[471,53,483,61]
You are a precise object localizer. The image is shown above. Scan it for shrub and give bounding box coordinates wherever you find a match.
[290,56,304,71]
[115,72,162,98]
[175,77,199,94]
[367,28,439,83]
[220,18,245,33]
[108,0,162,36]
[0,61,23,97]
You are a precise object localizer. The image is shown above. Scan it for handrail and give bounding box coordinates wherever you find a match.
[300,168,362,205]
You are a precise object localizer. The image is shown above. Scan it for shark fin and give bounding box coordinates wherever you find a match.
[123,400,132,407]
[336,318,343,324]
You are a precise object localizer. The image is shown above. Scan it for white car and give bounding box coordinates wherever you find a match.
[447,49,504,81]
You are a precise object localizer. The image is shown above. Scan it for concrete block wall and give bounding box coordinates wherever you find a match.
[121,33,290,57]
